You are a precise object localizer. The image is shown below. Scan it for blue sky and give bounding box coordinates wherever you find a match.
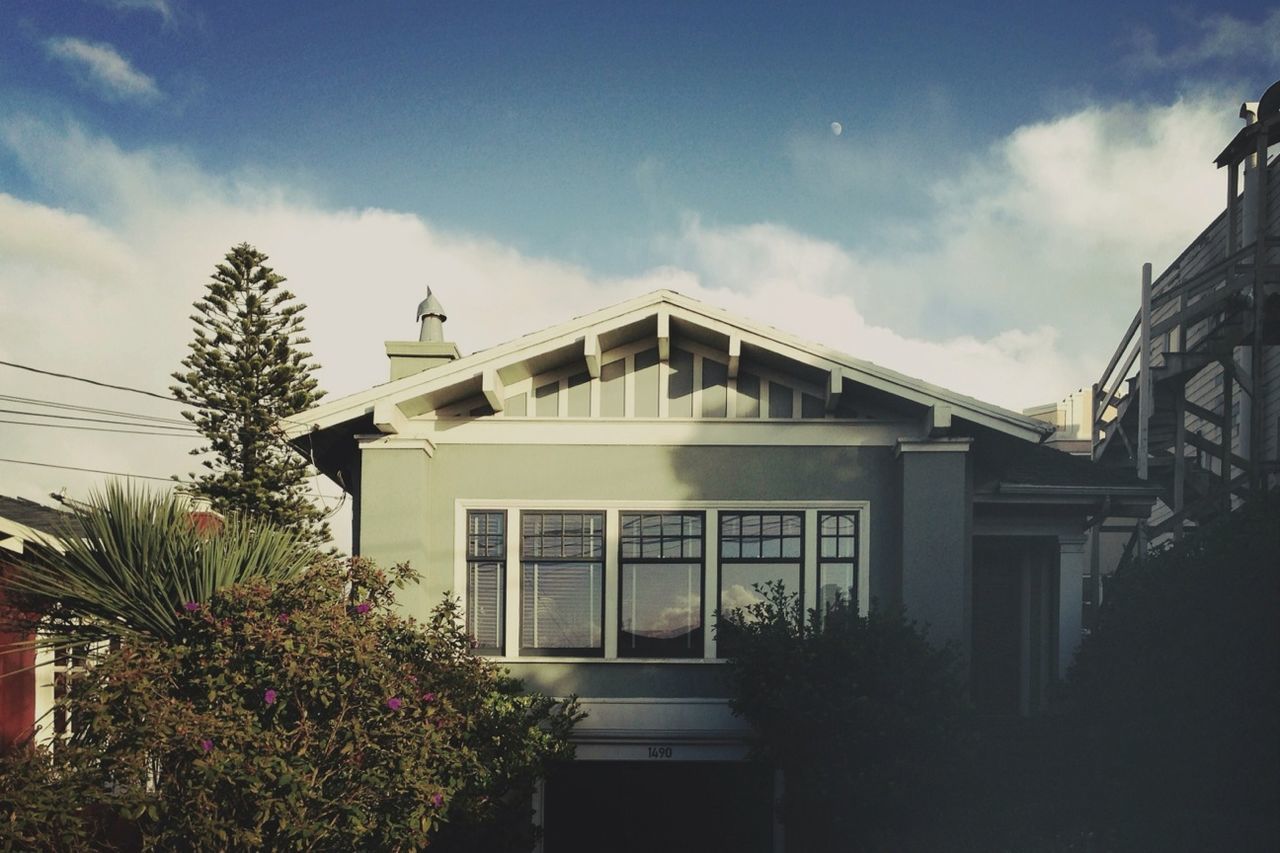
[0,0,1276,533]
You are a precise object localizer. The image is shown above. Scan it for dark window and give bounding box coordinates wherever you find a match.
[619,512,704,657]
[768,383,794,419]
[817,511,858,613]
[521,512,605,655]
[718,512,803,656]
[466,511,506,653]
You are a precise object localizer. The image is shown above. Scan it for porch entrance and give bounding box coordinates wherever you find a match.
[971,537,1058,716]
[542,760,774,853]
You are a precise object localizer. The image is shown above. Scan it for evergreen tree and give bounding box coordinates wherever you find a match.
[171,243,328,544]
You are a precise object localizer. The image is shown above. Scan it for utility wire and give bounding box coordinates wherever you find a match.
[0,408,198,432]
[0,457,172,482]
[0,361,309,427]
[0,394,191,426]
[0,419,201,438]
[0,360,176,402]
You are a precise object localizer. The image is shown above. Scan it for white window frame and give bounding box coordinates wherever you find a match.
[454,499,870,663]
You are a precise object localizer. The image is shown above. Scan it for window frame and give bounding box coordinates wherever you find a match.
[616,510,706,659]
[716,510,806,657]
[465,509,507,655]
[518,510,607,658]
[816,510,860,614]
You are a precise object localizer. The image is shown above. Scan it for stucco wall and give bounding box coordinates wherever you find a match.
[356,441,906,698]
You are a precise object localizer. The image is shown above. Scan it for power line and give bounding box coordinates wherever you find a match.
[0,408,198,432]
[0,457,172,482]
[0,394,191,426]
[0,419,201,438]
[0,360,177,403]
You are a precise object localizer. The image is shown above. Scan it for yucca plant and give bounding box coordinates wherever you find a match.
[0,482,319,647]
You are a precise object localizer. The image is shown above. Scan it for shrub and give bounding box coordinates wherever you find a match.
[0,558,580,852]
[720,585,970,852]
[1066,497,1280,850]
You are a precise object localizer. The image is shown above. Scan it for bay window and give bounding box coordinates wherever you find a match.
[717,512,803,656]
[466,510,506,653]
[817,511,859,613]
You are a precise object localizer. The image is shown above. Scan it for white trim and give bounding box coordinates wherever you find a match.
[802,509,818,614]
[704,509,719,659]
[373,418,916,447]
[894,437,973,456]
[355,435,436,456]
[603,508,620,659]
[0,516,66,553]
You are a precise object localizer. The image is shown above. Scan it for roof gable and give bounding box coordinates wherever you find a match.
[287,290,1053,443]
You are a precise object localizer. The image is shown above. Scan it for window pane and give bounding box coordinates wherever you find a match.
[522,562,602,651]
[467,561,503,651]
[620,562,702,657]
[567,371,591,417]
[818,562,856,613]
[720,563,800,616]
[736,372,761,418]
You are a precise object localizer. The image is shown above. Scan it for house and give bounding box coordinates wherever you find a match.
[287,287,1155,851]
[0,495,69,750]
[1063,80,1279,620]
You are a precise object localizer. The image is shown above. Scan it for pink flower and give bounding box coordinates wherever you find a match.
[421,692,436,703]
[277,613,289,624]
[200,739,213,753]
[264,689,278,706]
[183,601,201,612]
[354,602,371,614]
[386,697,403,711]
[431,792,444,808]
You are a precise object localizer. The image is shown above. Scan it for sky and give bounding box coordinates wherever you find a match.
[0,0,1275,548]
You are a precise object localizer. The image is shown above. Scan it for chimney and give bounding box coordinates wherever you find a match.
[385,289,460,380]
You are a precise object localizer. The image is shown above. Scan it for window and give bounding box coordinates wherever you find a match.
[718,512,803,655]
[466,511,506,653]
[619,512,704,657]
[817,511,858,612]
[521,512,605,656]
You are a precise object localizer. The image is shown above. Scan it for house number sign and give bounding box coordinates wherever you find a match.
[647,745,674,759]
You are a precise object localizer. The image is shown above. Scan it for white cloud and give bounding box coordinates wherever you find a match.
[45,37,161,103]
[1127,8,1280,71]
[0,88,1242,548]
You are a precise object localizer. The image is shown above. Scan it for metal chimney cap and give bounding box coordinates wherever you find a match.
[416,289,446,322]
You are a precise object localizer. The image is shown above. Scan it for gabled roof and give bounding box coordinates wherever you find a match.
[286,290,1054,444]
[0,496,70,555]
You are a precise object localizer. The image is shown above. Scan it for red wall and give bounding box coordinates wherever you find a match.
[0,559,36,751]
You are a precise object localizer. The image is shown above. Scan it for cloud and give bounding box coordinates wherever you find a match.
[97,0,177,25]
[1127,8,1280,71]
[0,87,1241,548]
[45,37,161,103]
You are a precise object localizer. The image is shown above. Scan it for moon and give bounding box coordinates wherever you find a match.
[830,121,843,136]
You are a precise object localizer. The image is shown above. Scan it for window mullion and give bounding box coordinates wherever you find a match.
[504,509,520,657]
[604,507,620,659]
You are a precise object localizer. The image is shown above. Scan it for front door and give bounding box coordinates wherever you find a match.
[542,760,774,853]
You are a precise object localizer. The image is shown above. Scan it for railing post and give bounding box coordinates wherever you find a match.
[1137,263,1153,480]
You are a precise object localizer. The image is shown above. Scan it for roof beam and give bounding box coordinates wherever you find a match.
[657,309,670,363]
[482,369,505,413]
[727,334,741,379]
[826,366,842,413]
[583,333,601,379]
[373,400,410,435]
[0,535,23,555]
[926,403,953,437]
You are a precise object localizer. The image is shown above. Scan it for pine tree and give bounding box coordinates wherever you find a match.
[171,243,328,544]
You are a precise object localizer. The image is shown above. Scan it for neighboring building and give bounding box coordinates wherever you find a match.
[1081,81,1279,614]
[0,495,69,750]
[288,288,1154,852]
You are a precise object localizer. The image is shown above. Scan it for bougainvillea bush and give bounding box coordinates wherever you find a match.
[0,558,580,852]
